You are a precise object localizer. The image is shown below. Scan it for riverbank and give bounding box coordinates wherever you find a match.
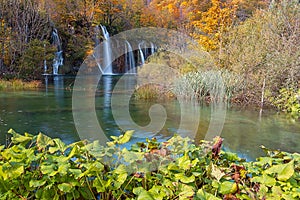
[0,79,42,90]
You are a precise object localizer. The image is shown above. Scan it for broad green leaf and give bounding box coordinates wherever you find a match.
[122,148,144,163]
[251,174,276,187]
[58,183,73,193]
[57,163,69,176]
[114,164,128,175]
[175,173,195,183]
[191,158,199,167]
[8,129,32,145]
[178,184,194,200]
[222,151,240,162]
[67,145,80,159]
[0,166,7,180]
[82,162,104,176]
[271,186,283,196]
[7,165,24,180]
[54,138,67,152]
[112,164,128,189]
[149,185,167,200]
[69,169,83,179]
[265,161,294,181]
[115,173,127,189]
[178,154,191,170]
[49,138,68,153]
[118,130,134,144]
[168,163,180,171]
[36,133,54,149]
[256,157,274,167]
[196,189,221,200]
[257,184,268,197]
[93,177,106,193]
[219,181,237,195]
[29,179,47,188]
[41,165,58,176]
[137,190,155,200]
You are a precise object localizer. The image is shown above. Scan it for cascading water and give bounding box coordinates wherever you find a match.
[100,25,112,74]
[52,28,63,75]
[92,26,157,73]
[142,42,148,58]
[138,42,145,66]
[43,43,48,74]
[150,42,155,55]
[124,41,136,74]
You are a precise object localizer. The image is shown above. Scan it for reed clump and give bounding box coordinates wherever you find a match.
[172,70,242,103]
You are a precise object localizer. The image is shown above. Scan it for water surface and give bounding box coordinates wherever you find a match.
[0,76,299,160]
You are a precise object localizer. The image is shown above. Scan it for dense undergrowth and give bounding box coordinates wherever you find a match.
[0,129,299,199]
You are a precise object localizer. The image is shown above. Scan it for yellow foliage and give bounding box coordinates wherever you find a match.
[190,0,239,51]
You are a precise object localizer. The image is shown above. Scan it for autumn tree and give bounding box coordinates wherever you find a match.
[140,0,191,28]
[190,0,239,51]
[221,0,300,104]
[0,0,53,78]
[237,0,269,20]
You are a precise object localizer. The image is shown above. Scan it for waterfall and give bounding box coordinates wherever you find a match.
[100,25,112,74]
[142,41,148,58]
[124,41,136,74]
[52,28,63,75]
[43,43,48,74]
[43,59,47,74]
[150,42,155,55]
[138,42,145,66]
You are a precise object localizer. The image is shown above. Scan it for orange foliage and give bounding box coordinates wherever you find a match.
[140,0,191,28]
[190,0,239,51]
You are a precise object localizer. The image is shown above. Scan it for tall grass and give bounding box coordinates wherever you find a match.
[0,79,42,90]
[134,84,159,100]
[172,70,242,103]
[134,84,175,100]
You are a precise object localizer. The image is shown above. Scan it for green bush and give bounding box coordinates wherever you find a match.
[1,129,300,199]
[268,86,300,118]
[17,40,55,80]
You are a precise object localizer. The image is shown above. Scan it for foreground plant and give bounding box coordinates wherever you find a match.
[0,129,299,199]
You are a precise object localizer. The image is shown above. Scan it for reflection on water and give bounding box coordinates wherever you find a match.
[0,75,299,160]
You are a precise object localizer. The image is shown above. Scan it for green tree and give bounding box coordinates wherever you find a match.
[17,40,55,80]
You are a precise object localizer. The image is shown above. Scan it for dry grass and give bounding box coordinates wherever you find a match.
[0,79,42,90]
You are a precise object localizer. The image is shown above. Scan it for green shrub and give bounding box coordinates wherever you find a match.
[268,86,300,118]
[16,39,55,80]
[1,129,299,199]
